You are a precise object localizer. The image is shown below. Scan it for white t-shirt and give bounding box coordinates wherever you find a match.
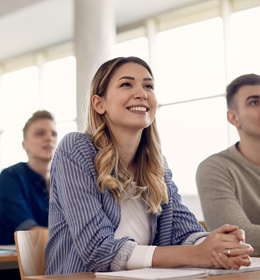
[114,184,156,269]
[114,184,206,269]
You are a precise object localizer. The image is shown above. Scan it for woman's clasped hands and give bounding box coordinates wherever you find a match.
[197,224,254,270]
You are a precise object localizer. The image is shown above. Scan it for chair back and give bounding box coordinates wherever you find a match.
[14,229,49,279]
[199,221,209,231]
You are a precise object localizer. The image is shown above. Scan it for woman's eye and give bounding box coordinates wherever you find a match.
[121,82,131,87]
[145,84,154,90]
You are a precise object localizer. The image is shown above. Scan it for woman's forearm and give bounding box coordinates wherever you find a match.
[152,245,198,268]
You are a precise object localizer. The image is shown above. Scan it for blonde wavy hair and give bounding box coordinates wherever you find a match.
[86,57,168,214]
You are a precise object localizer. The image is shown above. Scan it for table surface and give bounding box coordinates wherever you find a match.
[23,271,260,280]
[0,253,18,270]
[0,253,17,263]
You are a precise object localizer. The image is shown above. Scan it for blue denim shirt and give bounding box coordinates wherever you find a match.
[0,162,49,244]
[45,132,207,274]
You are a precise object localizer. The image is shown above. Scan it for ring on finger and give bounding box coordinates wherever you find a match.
[227,248,231,257]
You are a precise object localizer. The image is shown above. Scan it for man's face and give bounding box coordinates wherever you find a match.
[22,119,57,162]
[228,85,260,140]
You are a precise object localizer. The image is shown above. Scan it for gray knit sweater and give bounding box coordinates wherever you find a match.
[196,144,260,256]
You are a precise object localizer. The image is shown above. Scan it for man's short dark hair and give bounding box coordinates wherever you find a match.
[23,110,54,138]
[226,74,260,108]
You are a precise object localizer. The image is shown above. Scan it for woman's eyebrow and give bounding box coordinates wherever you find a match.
[117,76,153,82]
[117,76,134,81]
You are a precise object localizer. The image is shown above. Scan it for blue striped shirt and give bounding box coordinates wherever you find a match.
[45,132,207,274]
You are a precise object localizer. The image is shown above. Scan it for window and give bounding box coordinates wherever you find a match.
[155,17,225,104]
[0,66,39,168]
[157,97,228,195]
[0,56,77,170]
[112,37,149,63]
[42,56,77,123]
[155,17,227,195]
[230,6,260,80]
[42,56,77,142]
[0,66,39,131]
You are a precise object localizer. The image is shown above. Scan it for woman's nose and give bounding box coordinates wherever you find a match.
[133,87,147,100]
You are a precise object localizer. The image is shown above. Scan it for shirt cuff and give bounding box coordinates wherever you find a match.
[193,236,207,245]
[111,241,137,271]
[16,219,38,231]
[182,232,209,245]
[126,245,157,270]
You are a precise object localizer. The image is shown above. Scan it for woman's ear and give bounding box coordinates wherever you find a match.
[92,95,106,114]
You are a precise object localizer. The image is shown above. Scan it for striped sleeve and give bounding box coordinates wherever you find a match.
[154,159,207,247]
[45,133,133,273]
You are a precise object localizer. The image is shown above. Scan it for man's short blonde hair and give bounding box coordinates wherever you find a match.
[23,110,54,138]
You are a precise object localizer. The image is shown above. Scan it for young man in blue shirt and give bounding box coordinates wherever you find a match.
[0,110,57,244]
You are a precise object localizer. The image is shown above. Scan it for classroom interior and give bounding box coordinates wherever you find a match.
[0,0,260,220]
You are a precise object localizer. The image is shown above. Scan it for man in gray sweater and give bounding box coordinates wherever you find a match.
[196,73,260,256]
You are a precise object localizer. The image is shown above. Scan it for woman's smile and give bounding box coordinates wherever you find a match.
[127,106,149,112]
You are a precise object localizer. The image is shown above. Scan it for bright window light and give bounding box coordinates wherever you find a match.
[230,6,260,80]
[0,66,39,131]
[156,97,228,195]
[42,56,77,123]
[0,130,27,170]
[56,121,77,143]
[155,17,225,104]
[0,57,77,171]
[112,37,149,63]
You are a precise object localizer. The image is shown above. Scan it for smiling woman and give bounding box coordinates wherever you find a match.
[45,57,253,275]
[92,62,157,170]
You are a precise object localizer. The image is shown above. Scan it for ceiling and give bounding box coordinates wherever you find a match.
[0,0,204,62]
